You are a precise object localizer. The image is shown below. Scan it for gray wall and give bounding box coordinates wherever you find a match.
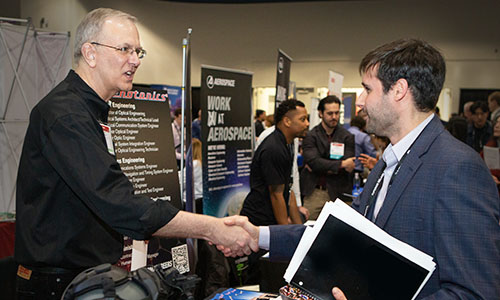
[19,0,500,114]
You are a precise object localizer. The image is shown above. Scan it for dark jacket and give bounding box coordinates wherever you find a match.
[269,116,500,299]
[466,121,492,152]
[300,123,355,201]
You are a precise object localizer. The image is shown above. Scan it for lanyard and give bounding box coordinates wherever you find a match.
[174,122,181,135]
[363,146,412,218]
[362,118,430,218]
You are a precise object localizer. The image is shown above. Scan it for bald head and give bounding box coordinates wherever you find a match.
[463,101,474,122]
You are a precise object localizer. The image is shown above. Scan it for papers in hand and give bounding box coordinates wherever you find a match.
[284,200,436,300]
[483,146,500,169]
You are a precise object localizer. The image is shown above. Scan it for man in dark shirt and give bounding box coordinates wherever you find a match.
[15,8,256,299]
[466,101,492,152]
[254,109,266,138]
[238,99,308,285]
[300,96,355,219]
[241,100,309,226]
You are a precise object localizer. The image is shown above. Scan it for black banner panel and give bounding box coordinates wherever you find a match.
[109,87,187,272]
[275,49,292,109]
[200,66,253,217]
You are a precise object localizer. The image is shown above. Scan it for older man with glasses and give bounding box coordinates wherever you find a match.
[14,8,257,300]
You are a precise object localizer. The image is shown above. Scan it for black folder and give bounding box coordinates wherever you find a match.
[286,201,434,300]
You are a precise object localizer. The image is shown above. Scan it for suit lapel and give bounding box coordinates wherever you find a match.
[375,153,422,227]
[375,116,444,228]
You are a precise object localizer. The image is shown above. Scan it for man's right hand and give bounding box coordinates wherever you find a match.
[341,157,356,172]
[218,216,259,257]
[209,216,259,257]
[153,212,258,258]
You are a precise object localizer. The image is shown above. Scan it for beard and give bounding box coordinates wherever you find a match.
[365,97,398,137]
[326,119,338,129]
[321,117,338,131]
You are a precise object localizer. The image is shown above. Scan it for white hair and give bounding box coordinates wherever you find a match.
[74,8,137,62]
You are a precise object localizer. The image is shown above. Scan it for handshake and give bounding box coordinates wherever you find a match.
[206,216,349,300]
[154,212,260,258]
[208,215,260,257]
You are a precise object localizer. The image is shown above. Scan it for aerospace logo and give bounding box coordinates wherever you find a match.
[278,56,284,74]
[206,75,236,89]
[206,75,215,89]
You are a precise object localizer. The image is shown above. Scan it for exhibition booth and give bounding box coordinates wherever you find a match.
[1,1,499,299]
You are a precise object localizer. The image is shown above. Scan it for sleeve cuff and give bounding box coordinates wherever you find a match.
[259,226,270,250]
[139,200,180,239]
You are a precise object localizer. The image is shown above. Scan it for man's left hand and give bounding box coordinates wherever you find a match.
[298,206,310,220]
[341,157,356,172]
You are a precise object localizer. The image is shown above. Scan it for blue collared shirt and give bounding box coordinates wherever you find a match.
[373,113,435,218]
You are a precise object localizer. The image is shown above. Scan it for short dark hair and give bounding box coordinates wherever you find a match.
[275,99,305,124]
[445,116,468,143]
[174,107,182,117]
[470,101,489,114]
[255,109,265,118]
[318,95,341,112]
[350,115,366,129]
[488,91,500,106]
[359,38,446,112]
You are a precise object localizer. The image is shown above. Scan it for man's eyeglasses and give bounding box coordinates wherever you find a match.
[91,42,147,59]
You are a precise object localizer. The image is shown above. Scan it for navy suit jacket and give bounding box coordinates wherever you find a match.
[269,116,500,299]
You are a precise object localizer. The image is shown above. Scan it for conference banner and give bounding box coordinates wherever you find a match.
[328,70,344,99]
[328,70,348,125]
[342,93,354,128]
[275,49,292,110]
[201,65,253,217]
[108,86,188,273]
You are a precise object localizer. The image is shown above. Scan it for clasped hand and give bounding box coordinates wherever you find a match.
[209,215,259,257]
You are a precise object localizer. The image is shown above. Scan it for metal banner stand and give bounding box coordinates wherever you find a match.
[180,28,198,272]
[180,28,192,207]
[0,17,70,212]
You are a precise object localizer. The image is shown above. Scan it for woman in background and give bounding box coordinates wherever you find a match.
[180,138,204,213]
[191,138,203,213]
[481,116,500,188]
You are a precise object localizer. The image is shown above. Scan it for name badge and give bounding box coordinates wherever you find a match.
[330,142,344,159]
[100,124,115,155]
